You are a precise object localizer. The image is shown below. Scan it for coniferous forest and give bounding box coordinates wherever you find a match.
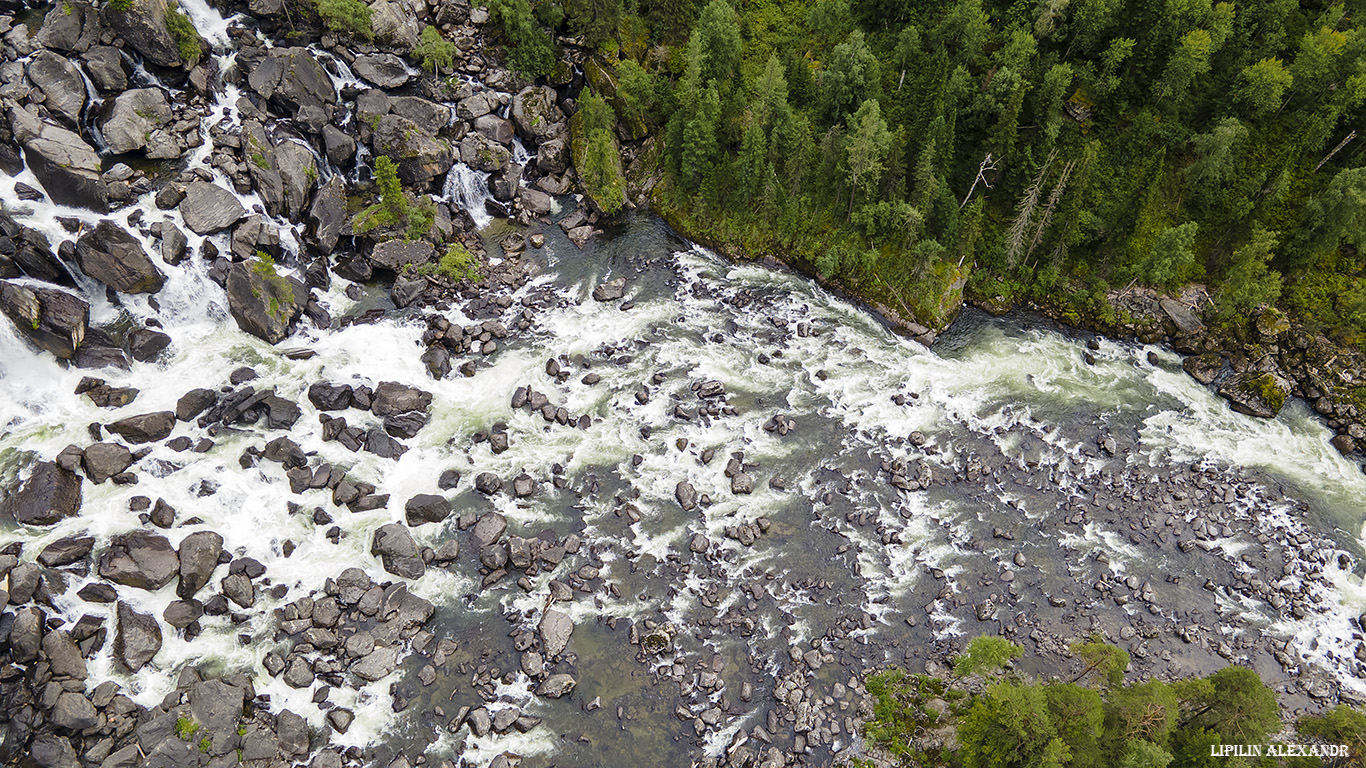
[489,0,1365,335]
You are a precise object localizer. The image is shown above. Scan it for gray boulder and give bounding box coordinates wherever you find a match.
[0,281,88,359]
[177,530,223,598]
[370,240,434,272]
[75,220,166,294]
[106,411,176,443]
[353,54,410,89]
[10,607,44,663]
[475,114,515,145]
[38,2,100,53]
[180,182,245,235]
[351,646,398,681]
[246,47,336,117]
[308,175,347,252]
[539,609,572,656]
[511,86,566,141]
[536,673,576,698]
[103,0,186,67]
[1,461,82,526]
[52,691,99,730]
[404,493,451,525]
[457,92,496,121]
[82,46,128,92]
[1218,372,1290,419]
[373,114,455,184]
[7,103,106,209]
[389,97,451,134]
[371,522,425,579]
[459,132,511,173]
[38,535,95,567]
[81,442,133,484]
[369,0,421,48]
[27,51,87,125]
[98,530,179,590]
[41,631,87,679]
[113,601,162,672]
[225,259,304,344]
[372,381,433,415]
[99,88,172,155]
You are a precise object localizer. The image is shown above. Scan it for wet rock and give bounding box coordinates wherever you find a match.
[27,51,87,126]
[38,535,95,567]
[103,0,187,67]
[353,53,411,88]
[371,523,426,579]
[81,442,133,484]
[308,382,353,411]
[113,601,161,672]
[180,182,246,235]
[99,88,172,155]
[128,328,172,362]
[0,280,89,359]
[373,114,455,184]
[42,630,86,680]
[351,646,399,682]
[246,47,337,118]
[459,132,512,172]
[475,472,503,496]
[73,220,166,294]
[405,494,451,526]
[226,260,304,344]
[327,708,354,734]
[2,461,82,526]
[537,673,576,698]
[10,606,45,663]
[593,277,627,302]
[106,411,176,443]
[539,609,572,656]
[28,735,78,768]
[370,240,435,272]
[512,474,536,498]
[99,531,178,590]
[221,572,255,608]
[1218,372,1290,419]
[52,691,99,730]
[511,86,566,141]
[689,533,710,554]
[471,512,506,549]
[283,657,314,688]
[7,104,106,209]
[675,481,698,511]
[163,599,203,629]
[1182,353,1222,385]
[371,381,432,416]
[38,2,100,53]
[83,46,128,92]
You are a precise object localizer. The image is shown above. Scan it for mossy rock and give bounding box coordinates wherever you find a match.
[1217,371,1289,419]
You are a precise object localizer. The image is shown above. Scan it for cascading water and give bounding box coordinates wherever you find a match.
[443,162,495,229]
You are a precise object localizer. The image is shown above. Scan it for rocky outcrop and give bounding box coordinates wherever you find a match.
[179,181,246,235]
[74,220,166,294]
[102,0,185,68]
[7,102,106,209]
[225,260,305,344]
[26,51,87,126]
[0,280,88,359]
[372,114,455,184]
[511,86,566,141]
[37,1,100,53]
[1218,372,1290,419]
[370,239,434,272]
[245,47,336,118]
[99,88,172,155]
[1,462,82,526]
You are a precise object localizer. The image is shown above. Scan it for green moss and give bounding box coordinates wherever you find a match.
[252,251,295,323]
[175,714,200,741]
[251,152,269,170]
[198,736,212,753]
[1244,372,1286,412]
[165,4,202,67]
[415,243,479,281]
[108,0,133,11]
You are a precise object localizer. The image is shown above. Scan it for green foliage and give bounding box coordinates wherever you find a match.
[1070,637,1130,688]
[959,683,1066,768]
[1214,229,1282,320]
[354,156,435,240]
[315,0,373,40]
[487,0,555,76]
[616,59,656,127]
[953,635,1022,678]
[108,0,133,11]
[413,25,457,75]
[582,128,626,213]
[416,243,479,281]
[1296,704,1366,766]
[1137,222,1199,290]
[1180,666,1281,743]
[165,5,202,66]
[376,155,407,223]
[175,714,200,741]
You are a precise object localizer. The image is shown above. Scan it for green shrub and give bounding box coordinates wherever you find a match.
[165,5,202,66]
[486,0,554,76]
[413,25,457,75]
[108,0,134,12]
[416,244,478,281]
[315,0,373,41]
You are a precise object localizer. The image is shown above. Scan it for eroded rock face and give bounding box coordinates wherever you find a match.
[1,461,82,526]
[74,220,166,294]
[0,280,88,359]
[103,0,185,67]
[225,260,305,344]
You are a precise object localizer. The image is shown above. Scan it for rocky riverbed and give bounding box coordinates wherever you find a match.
[1,2,1366,768]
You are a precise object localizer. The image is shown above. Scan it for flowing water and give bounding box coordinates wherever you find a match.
[2,4,1366,767]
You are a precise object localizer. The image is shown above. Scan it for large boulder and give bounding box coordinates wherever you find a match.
[369,0,421,48]
[372,114,455,185]
[371,381,432,415]
[1,461,82,526]
[225,259,305,344]
[27,51,87,126]
[83,46,128,92]
[99,88,172,155]
[180,181,246,235]
[1218,372,1290,419]
[389,97,451,134]
[371,523,425,579]
[369,240,434,272]
[113,602,162,672]
[177,530,223,599]
[404,494,451,526]
[74,220,166,293]
[103,0,185,68]
[0,281,88,359]
[308,175,347,252]
[538,609,572,657]
[7,102,106,209]
[105,411,176,443]
[37,2,101,53]
[98,531,179,590]
[246,47,336,118]
[511,86,566,141]
[353,54,410,89]
[81,442,132,483]
[459,132,511,173]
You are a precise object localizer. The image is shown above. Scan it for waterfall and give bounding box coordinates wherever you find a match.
[442,162,494,229]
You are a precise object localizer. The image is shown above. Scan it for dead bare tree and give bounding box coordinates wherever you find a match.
[1026,159,1076,262]
[960,153,998,208]
[1005,150,1056,266]
[1315,131,1356,172]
